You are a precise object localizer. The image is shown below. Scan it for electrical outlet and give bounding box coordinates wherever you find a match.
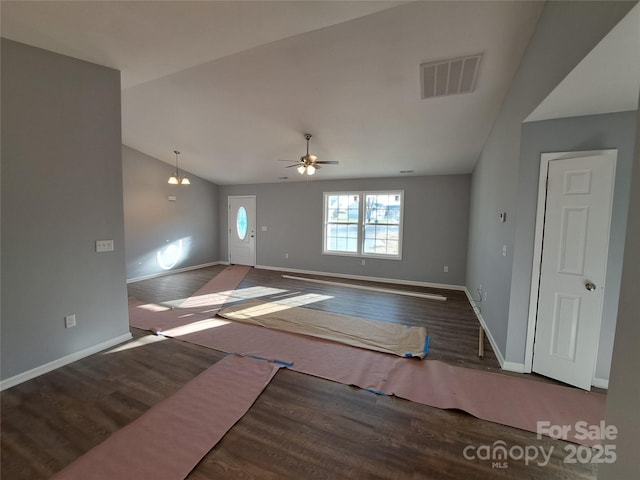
[479,284,482,292]
[443,265,449,273]
[362,259,366,266]
[484,292,488,301]
[65,314,76,328]
[96,239,114,252]
[285,253,289,259]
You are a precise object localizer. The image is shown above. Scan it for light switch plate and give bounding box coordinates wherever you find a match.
[65,314,76,328]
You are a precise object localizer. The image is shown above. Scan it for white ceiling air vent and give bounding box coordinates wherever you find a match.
[420,54,482,99]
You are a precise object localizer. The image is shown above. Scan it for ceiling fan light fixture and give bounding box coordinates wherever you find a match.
[168,175,179,185]
[180,177,190,185]
[283,133,339,176]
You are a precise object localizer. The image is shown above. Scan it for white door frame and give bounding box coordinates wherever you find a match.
[524,149,617,376]
[228,195,256,266]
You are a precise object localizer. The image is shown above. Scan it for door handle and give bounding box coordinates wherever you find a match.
[585,281,596,292]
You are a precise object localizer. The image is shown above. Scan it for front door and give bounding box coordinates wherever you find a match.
[532,152,616,390]
[228,196,256,266]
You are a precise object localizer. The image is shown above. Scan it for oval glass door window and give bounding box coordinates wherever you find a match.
[236,207,248,240]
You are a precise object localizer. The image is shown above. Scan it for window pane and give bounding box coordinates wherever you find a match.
[364,218,400,255]
[364,193,401,225]
[324,192,359,254]
[326,222,358,252]
[326,222,358,253]
[236,207,248,240]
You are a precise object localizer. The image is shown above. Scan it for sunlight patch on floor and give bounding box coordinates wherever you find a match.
[275,293,334,307]
[136,302,171,312]
[160,318,232,337]
[103,334,166,354]
[225,293,334,318]
[162,286,289,309]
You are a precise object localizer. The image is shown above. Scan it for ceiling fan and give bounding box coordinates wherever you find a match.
[281,133,339,175]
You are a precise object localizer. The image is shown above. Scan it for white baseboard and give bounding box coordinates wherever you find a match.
[0,332,133,391]
[126,261,222,283]
[592,377,609,389]
[255,264,466,291]
[463,287,505,367]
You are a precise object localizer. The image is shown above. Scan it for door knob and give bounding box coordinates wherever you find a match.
[585,282,596,292]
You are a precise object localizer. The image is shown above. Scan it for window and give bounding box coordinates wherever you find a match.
[323,191,403,259]
[363,193,402,257]
[324,193,359,253]
[236,206,248,240]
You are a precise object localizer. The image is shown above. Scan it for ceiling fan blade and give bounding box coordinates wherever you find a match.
[285,164,301,168]
[315,161,339,165]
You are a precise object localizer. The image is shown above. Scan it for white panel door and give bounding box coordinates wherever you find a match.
[533,153,615,390]
[228,196,256,266]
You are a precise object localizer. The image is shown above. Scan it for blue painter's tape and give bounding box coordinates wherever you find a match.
[365,388,389,396]
[404,353,413,358]
[422,335,430,355]
[273,359,294,367]
[244,354,293,367]
[246,354,269,362]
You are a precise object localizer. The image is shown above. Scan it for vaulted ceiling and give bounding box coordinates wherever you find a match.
[2,1,587,185]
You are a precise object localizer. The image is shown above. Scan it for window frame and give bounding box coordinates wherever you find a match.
[322,190,404,260]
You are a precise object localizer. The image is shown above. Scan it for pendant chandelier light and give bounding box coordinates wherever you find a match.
[168,150,190,185]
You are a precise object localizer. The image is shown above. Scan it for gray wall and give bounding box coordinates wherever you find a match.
[1,40,129,380]
[465,1,635,360]
[598,105,640,480]
[509,112,637,378]
[219,175,470,286]
[122,146,219,281]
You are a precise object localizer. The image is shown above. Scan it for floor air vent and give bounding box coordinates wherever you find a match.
[420,54,482,99]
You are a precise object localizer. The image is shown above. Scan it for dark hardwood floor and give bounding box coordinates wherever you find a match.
[1,266,599,479]
[129,266,500,372]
